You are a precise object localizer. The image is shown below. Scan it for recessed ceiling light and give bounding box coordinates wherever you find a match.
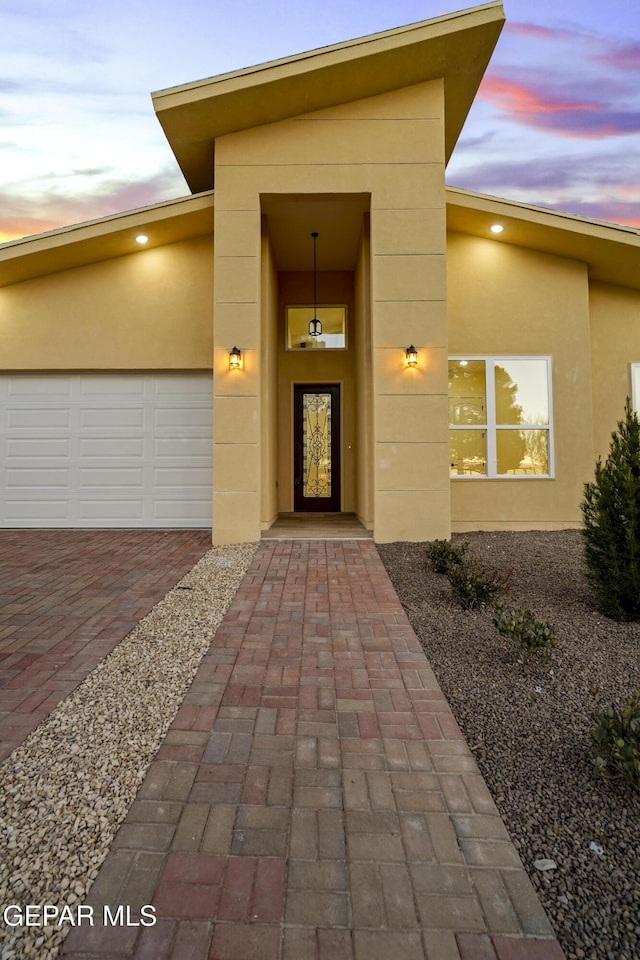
[490,224,504,234]
[135,234,149,244]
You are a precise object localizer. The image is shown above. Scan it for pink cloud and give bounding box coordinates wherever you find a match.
[594,41,640,71]
[0,170,184,245]
[505,22,566,41]
[477,73,640,139]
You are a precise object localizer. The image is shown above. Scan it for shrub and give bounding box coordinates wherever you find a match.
[591,688,640,790]
[447,561,510,610]
[492,601,557,658]
[581,399,640,621]
[428,538,468,574]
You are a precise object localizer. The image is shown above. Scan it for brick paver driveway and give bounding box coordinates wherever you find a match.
[0,529,211,762]
[57,539,566,960]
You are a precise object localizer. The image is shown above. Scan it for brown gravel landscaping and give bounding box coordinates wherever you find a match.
[378,530,640,960]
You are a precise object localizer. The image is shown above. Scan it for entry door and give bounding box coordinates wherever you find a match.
[293,384,341,512]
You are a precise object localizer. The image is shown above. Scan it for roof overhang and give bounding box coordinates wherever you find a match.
[0,193,214,288]
[446,188,640,293]
[152,2,505,194]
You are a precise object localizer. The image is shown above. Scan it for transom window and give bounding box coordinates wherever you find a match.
[286,306,347,350]
[449,357,553,478]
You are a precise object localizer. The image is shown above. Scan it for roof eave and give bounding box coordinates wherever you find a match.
[446,187,640,292]
[0,192,214,288]
[153,3,505,193]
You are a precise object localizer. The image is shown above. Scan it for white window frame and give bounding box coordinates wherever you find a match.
[631,364,640,413]
[449,356,554,479]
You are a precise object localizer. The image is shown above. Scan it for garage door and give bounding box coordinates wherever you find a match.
[0,373,213,527]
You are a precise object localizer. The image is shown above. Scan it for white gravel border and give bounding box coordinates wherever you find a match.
[0,542,257,960]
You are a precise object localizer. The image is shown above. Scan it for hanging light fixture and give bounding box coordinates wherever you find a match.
[308,231,322,338]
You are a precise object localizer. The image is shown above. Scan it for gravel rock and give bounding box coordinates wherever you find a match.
[0,542,256,960]
[379,530,640,960]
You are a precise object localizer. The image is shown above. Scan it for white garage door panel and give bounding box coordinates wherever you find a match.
[79,500,145,520]
[80,376,145,397]
[7,439,70,457]
[79,438,146,458]
[155,468,211,486]
[6,468,70,487]
[80,468,145,487]
[80,408,146,428]
[1,373,213,528]
[5,500,70,520]
[6,377,72,397]
[8,409,71,428]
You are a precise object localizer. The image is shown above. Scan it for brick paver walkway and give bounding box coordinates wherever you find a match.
[60,539,566,960]
[0,529,212,761]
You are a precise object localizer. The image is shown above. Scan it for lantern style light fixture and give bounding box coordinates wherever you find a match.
[308,231,322,338]
[229,346,243,370]
[405,344,418,367]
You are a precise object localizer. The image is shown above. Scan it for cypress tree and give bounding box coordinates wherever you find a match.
[581,399,640,621]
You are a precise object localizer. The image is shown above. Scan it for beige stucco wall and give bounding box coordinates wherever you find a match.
[260,223,279,528]
[355,217,374,530]
[212,78,449,543]
[0,236,214,370]
[447,232,593,530]
[589,281,640,460]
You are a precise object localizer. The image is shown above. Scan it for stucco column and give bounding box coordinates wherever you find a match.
[371,186,451,543]
[211,167,262,544]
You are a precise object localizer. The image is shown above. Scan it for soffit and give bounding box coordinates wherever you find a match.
[262,195,370,271]
[0,193,214,287]
[446,188,640,293]
[152,3,505,193]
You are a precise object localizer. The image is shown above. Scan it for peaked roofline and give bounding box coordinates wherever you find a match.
[152,3,505,193]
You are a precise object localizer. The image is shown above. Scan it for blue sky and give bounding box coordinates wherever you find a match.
[1,0,639,243]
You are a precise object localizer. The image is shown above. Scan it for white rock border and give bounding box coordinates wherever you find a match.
[0,542,257,960]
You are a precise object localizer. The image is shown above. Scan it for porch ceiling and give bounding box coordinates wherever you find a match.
[262,194,369,271]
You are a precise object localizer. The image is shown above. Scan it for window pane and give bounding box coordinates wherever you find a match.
[449,360,486,425]
[633,364,640,413]
[495,360,549,425]
[287,307,346,349]
[497,429,549,475]
[302,393,332,497]
[449,430,487,475]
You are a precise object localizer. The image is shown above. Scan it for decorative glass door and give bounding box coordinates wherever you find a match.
[293,384,341,512]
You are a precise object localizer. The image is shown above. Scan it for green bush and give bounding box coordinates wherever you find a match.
[428,538,468,574]
[581,399,640,621]
[492,601,557,658]
[447,561,510,610]
[591,688,640,790]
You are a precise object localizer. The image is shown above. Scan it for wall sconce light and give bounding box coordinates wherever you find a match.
[229,346,243,370]
[405,344,418,367]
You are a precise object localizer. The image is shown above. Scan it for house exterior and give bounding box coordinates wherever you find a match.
[1,1,640,544]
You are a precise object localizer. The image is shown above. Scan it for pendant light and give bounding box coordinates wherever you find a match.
[308,231,322,338]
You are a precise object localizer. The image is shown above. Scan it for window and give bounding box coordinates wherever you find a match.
[632,364,640,413]
[286,306,347,350]
[449,358,553,478]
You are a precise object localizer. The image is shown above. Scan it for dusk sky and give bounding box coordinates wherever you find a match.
[2,0,640,245]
